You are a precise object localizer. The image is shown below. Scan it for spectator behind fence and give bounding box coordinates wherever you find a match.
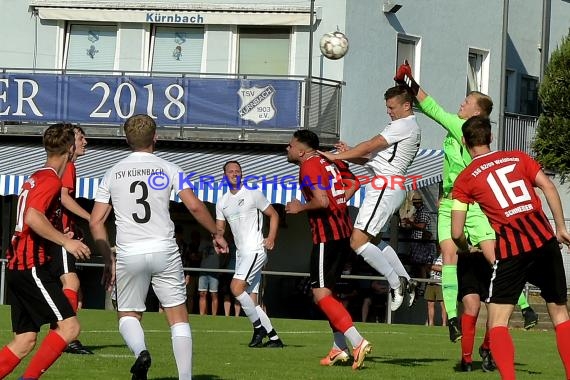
[402,192,435,296]
[361,280,390,323]
[425,253,446,327]
[198,237,221,316]
[184,230,202,314]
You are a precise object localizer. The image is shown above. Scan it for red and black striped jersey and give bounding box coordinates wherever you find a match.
[61,161,76,232]
[453,150,554,259]
[7,168,63,270]
[299,156,354,244]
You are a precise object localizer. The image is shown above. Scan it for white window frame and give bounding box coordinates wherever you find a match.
[396,34,421,81]
[467,47,490,95]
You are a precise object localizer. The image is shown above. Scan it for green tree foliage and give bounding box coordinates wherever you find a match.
[532,32,570,181]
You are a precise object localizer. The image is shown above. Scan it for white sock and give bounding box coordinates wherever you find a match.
[118,316,146,357]
[378,241,411,280]
[256,305,279,339]
[332,331,348,350]
[171,322,192,380]
[356,242,400,289]
[343,326,364,349]
[236,292,259,324]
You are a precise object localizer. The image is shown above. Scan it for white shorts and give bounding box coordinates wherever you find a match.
[115,250,186,312]
[234,249,267,294]
[354,183,406,237]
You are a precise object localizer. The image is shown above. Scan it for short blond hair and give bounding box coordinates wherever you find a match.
[123,114,156,149]
[468,91,493,117]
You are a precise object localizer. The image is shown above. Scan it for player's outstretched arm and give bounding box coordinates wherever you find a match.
[89,201,114,289]
[534,170,570,245]
[319,135,388,163]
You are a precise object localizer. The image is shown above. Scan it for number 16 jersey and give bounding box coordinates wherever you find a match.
[453,150,554,259]
[95,152,189,255]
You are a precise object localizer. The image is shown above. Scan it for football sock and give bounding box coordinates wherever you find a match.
[236,292,259,325]
[517,293,530,309]
[555,319,570,379]
[63,288,79,313]
[0,346,21,378]
[460,313,477,363]
[343,327,364,349]
[378,241,411,280]
[332,331,348,351]
[442,265,458,319]
[22,330,67,378]
[490,326,515,380]
[256,306,279,340]
[119,316,147,357]
[481,329,491,351]
[171,322,192,380]
[317,295,353,334]
[356,242,400,289]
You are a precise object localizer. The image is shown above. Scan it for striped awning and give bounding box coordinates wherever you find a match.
[0,142,443,207]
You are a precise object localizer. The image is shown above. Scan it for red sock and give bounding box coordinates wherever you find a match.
[63,289,78,313]
[317,295,353,333]
[490,326,516,380]
[481,329,491,351]
[22,330,68,379]
[0,346,21,378]
[460,313,477,363]
[555,319,570,379]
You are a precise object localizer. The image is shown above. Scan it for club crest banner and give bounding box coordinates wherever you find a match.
[0,73,301,129]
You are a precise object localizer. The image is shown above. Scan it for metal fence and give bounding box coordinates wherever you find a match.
[306,77,343,140]
[503,112,539,155]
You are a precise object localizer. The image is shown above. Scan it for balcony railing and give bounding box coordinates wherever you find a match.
[503,112,538,155]
[0,68,343,145]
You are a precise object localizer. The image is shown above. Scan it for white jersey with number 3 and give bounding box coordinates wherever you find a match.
[216,187,270,253]
[95,152,189,255]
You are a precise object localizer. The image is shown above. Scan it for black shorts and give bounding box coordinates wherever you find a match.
[48,246,77,278]
[310,238,351,290]
[7,265,75,334]
[457,251,492,301]
[489,239,568,305]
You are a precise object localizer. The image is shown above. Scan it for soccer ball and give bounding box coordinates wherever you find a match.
[319,32,349,60]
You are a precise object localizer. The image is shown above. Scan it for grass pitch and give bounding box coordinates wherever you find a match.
[0,305,564,379]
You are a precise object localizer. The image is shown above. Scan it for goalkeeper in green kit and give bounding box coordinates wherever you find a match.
[394,62,538,343]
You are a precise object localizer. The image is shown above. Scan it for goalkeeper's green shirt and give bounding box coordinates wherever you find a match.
[418,96,472,196]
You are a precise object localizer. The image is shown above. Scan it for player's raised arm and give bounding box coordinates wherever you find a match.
[534,169,570,245]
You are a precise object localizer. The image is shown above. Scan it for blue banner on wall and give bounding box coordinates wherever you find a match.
[0,74,302,129]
